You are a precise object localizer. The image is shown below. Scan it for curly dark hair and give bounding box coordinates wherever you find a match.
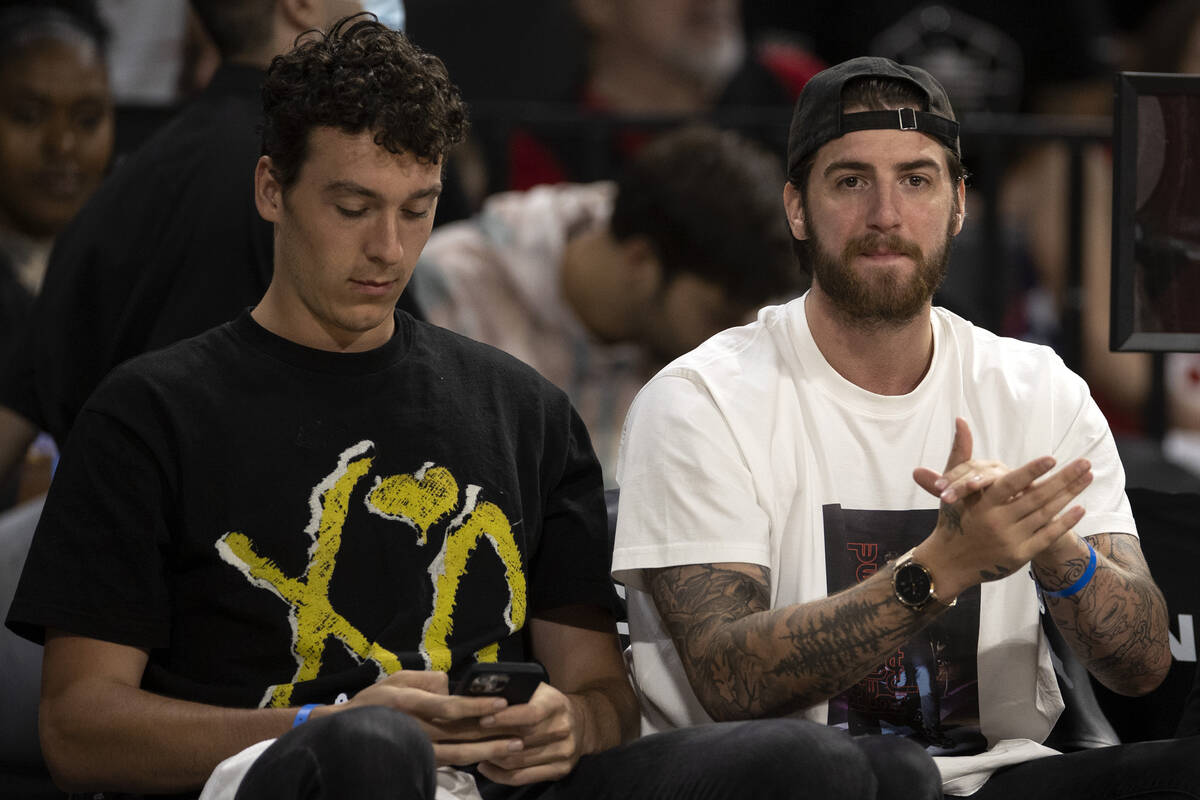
[610,125,802,307]
[261,13,469,190]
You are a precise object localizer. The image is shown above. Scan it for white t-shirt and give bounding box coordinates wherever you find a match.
[612,295,1135,796]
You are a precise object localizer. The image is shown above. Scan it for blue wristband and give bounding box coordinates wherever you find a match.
[1041,541,1098,599]
[292,703,322,727]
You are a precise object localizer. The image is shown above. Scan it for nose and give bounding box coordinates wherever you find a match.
[866,183,902,232]
[364,213,404,265]
[41,114,77,158]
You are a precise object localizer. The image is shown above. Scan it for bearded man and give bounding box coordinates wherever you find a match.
[612,57,1200,799]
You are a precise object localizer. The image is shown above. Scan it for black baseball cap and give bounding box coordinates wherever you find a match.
[786,56,960,178]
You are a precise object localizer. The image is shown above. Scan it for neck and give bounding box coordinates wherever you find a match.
[804,290,934,396]
[251,287,395,353]
[560,228,630,342]
[585,44,715,113]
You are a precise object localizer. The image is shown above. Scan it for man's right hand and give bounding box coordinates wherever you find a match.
[912,418,1094,601]
[322,670,525,767]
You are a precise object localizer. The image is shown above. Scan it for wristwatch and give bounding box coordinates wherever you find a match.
[892,549,956,611]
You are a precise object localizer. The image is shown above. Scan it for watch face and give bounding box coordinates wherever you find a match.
[896,562,933,607]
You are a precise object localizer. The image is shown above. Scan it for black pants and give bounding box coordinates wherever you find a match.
[949,737,1200,800]
[235,708,941,800]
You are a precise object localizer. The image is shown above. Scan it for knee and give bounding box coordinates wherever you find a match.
[855,734,942,800]
[315,706,432,761]
[710,719,880,798]
[296,706,435,790]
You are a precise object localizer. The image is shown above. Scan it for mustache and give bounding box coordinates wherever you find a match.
[842,234,923,261]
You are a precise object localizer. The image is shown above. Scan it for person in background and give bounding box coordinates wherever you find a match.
[0,0,113,506]
[0,0,373,506]
[506,0,823,190]
[412,125,801,484]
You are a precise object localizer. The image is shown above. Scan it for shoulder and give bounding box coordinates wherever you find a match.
[655,302,794,389]
[410,319,570,402]
[934,307,1090,403]
[91,323,237,402]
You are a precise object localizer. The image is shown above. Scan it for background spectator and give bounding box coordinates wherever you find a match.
[412,126,803,484]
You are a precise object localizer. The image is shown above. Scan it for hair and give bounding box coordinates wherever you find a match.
[260,13,469,190]
[188,0,275,61]
[610,125,801,306]
[0,1,109,65]
[786,75,968,273]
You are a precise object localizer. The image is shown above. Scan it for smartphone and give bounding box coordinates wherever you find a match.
[453,661,547,705]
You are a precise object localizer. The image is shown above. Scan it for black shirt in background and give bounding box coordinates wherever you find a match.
[0,64,424,446]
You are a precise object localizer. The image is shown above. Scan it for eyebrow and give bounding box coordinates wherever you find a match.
[322,180,443,202]
[823,157,947,180]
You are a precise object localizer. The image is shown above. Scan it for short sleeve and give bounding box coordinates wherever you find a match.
[6,399,174,648]
[528,403,618,616]
[612,371,772,591]
[1051,372,1137,539]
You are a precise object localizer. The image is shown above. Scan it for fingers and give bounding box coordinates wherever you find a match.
[376,669,450,694]
[1002,459,1092,525]
[914,460,1006,503]
[912,466,943,497]
[433,737,525,769]
[477,756,572,786]
[942,417,973,472]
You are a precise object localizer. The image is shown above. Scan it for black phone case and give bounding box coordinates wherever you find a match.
[453,662,547,704]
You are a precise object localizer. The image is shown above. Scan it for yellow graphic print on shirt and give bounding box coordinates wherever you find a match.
[215,440,527,708]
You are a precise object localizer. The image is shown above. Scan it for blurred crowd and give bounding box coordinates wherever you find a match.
[3,0,1200,511]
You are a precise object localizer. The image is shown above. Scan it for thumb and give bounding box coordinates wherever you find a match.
[943,417,973,472]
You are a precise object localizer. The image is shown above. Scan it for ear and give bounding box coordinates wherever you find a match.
[950,179,967,236]
[254,156,284,224]
[277,0,322,34]
[783,181,808,240]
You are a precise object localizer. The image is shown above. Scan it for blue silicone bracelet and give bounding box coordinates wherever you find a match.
[1041,541,1098,599]
[292,703,322,727]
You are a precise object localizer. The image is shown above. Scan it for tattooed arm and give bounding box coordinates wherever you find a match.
[916,421,1171,696]
[1033,532,1170,696]
[647,421,1097,722]
[647,561,946,721]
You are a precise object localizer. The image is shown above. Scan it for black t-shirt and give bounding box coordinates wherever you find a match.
[8,310,614,711]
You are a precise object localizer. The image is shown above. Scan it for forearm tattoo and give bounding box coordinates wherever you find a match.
[648,563,938,720]
[1037,533,1171,693]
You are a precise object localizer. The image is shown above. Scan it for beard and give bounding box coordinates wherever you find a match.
[806,222,954,331]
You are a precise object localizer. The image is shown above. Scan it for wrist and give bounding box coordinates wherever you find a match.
[1034,536,1098,598]
[911,540,969,604]
[292,703,324,727]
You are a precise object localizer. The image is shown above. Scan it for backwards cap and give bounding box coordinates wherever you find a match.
[786,56,960,178]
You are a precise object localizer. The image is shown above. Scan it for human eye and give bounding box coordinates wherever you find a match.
[402,208,431,220]
[903,174,931,188]
[73,102,108,131]
[835,175,864,190]
[4,101,43,126]
[335,205,367,218]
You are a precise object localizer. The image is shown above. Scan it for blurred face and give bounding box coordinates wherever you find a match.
[608,0,744,87]
[639,273,754,363]
[0,35,113,238]
[254,127,442,351]
[784,125,964,328]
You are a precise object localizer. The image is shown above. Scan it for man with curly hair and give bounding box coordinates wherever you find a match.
[6,15,946,800]
[6,14,616,800]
